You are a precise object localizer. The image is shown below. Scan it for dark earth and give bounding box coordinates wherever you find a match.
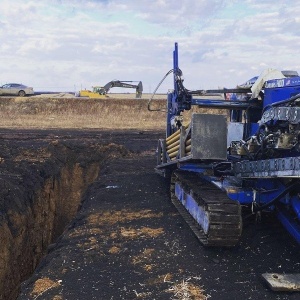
[0,128,299,300]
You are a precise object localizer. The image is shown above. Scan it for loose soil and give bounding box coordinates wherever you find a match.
[0,98,299,300]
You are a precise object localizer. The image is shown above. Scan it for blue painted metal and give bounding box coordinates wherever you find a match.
[173,43,179,82]
[191,98,253,109]
[175,182,209,233]
[277,208,300,244]
[291,197,300,219]
[161,42,300,245]
[178,163,211,173]
[166,93,173,137]
[264,77,300,107]
[226,190,253,205]
[249,123,259,136]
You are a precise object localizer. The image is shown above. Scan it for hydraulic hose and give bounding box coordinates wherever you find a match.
[253,182,300,212]
[147,69,174,112]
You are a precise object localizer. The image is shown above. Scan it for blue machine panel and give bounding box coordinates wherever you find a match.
[264,77,300,107]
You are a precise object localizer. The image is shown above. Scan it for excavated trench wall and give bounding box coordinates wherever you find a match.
[0,140,127,300]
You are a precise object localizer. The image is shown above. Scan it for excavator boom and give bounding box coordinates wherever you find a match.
[100,80,143,98]
[79,80,143,98]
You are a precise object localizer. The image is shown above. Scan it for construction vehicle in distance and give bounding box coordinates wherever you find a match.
[79,80,143,98]
[150,43,300,247]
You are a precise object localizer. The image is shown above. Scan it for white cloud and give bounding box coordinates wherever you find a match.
[0,0,300,92]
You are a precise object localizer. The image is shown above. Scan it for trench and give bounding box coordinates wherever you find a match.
[0,141,127,300]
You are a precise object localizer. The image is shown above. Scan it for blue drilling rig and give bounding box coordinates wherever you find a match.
[153,43,300,247]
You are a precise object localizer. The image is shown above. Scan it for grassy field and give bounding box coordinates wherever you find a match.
[0,95,167,130]
[0,93,228,130]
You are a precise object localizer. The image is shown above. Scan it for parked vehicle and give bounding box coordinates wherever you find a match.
[0,83,34,96]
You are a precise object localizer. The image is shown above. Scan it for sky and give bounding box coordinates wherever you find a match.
[1,0,300,93]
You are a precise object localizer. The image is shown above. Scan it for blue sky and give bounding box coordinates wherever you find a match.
[0,0,300,93]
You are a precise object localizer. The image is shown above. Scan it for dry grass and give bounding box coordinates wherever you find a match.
[168,278,208,300]
[30,277,61,298]
[0,94,227,130]
[132,248,155,265]
[120,226,164,239]
[109,246,121,254]
[87,209,163,226]
[0,95,166,130]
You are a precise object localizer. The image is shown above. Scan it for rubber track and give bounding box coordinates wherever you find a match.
[171,170,242,247]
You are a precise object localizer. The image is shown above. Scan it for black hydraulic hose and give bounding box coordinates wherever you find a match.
[253,182,300,212]
[147,69,174,112]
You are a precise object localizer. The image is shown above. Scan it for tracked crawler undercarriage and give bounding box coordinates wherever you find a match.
[171,171,242,247]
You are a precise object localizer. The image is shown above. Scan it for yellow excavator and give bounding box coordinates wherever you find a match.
[79,80,143,98]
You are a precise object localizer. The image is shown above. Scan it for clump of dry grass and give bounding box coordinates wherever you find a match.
[30,277,61,298]
[168,278,208,300]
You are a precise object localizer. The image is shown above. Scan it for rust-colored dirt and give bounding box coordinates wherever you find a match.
[0,128,299,300]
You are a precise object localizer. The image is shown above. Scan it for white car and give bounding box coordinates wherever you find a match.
[0,83,34,96]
